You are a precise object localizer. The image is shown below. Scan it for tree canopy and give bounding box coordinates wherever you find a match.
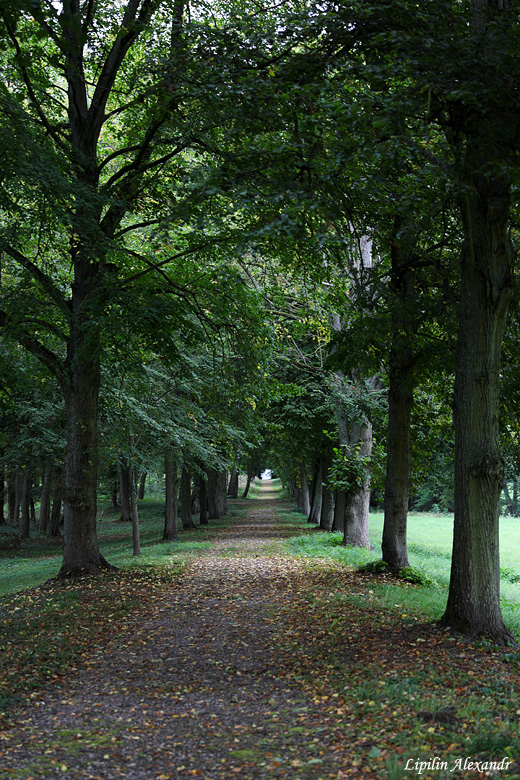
[2,0,520,644]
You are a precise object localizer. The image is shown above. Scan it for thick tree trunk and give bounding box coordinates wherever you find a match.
[343,419,373,549]
[38,459,53,537]
[216,470,228,516]
[207,469,219,519]
[298,462,311,518]
[308,460,322,524]
[119,462,132,523]
[334,368,374,548]
[382,355,414,570]
[59,351,112,575]
[442,177,515,644]
[181,467,196,530]
[163,453,178,541]
[228,467,239,499]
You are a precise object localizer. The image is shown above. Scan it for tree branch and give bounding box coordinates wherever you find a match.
[0,13,69,151]
[120,239,233,285]
[2,246,70,317]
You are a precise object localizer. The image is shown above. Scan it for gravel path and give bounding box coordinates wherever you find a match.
[0,486,356,780]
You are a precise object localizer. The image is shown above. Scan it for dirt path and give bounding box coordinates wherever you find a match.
[0,486,359,780]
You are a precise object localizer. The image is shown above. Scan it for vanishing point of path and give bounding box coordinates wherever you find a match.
[2,483,518,780]
[2,484,363,780]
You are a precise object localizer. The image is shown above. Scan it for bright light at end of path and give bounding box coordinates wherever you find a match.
[261,470,272,480]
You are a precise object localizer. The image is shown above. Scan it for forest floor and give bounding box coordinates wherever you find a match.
[1,483,520,780]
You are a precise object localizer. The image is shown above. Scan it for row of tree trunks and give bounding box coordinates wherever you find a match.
[163,460,228,538]
[0,462,63,537]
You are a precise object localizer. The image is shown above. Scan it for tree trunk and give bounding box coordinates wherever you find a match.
[6,470,16,525]
[216,470,228,516]
[130,466,141,556]
[228,467,239,499]
[442,171,515,643]
[308,459,323,524]
[163,453,178,541]
[513,478,519,517]
[181,467,196,530]
[38,458,53,537]
[319,452,334,531]
[207,469,219,519]
[108,464,119,510]
[58,349,113,575]
[0,464,5,525]
[242,464,255,498]
[138,472,146,500]
[119,461,132,522]
[343,419,373,549]
[48,473,63,538]
[20,468,31,540]
[299,462,311,518]
[382,354,414,570]
[198,473,208,525]
[13,471,22,528]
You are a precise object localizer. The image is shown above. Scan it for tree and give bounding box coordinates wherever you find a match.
[0,0,272,575]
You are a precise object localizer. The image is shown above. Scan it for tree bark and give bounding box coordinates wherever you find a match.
[319,452,334,531]
[216,470,228,516]
[48,473,63,538]
[130,465,141,556]
[198,473,209,525]
[163,453,178,541]
[298,462,311,518]
[343,418,373,549]
[308,459,323,524]
[228,467,239,499]
[442,176,515,643]
[207,469,219,519]
[382,354,414,570]
[138,472,146,500]
[0,464,5,525]
[242,464,256,498]
[181,467,196,530]
[13,471,22,528]
[20,468,31,540]
[58,348,113,575]
[119,462,132,523]
[38,458,53,537]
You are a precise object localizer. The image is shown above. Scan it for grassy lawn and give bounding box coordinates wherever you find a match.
[0,496,247,598]
[281,505,520,640]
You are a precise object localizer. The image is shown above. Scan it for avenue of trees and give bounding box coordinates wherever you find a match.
[1,0,520,644]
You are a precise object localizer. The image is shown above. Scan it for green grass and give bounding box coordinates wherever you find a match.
[281,506,520,639]
[0,497,247,597]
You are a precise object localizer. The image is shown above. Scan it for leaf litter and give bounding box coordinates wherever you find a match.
[0,489,519,779]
